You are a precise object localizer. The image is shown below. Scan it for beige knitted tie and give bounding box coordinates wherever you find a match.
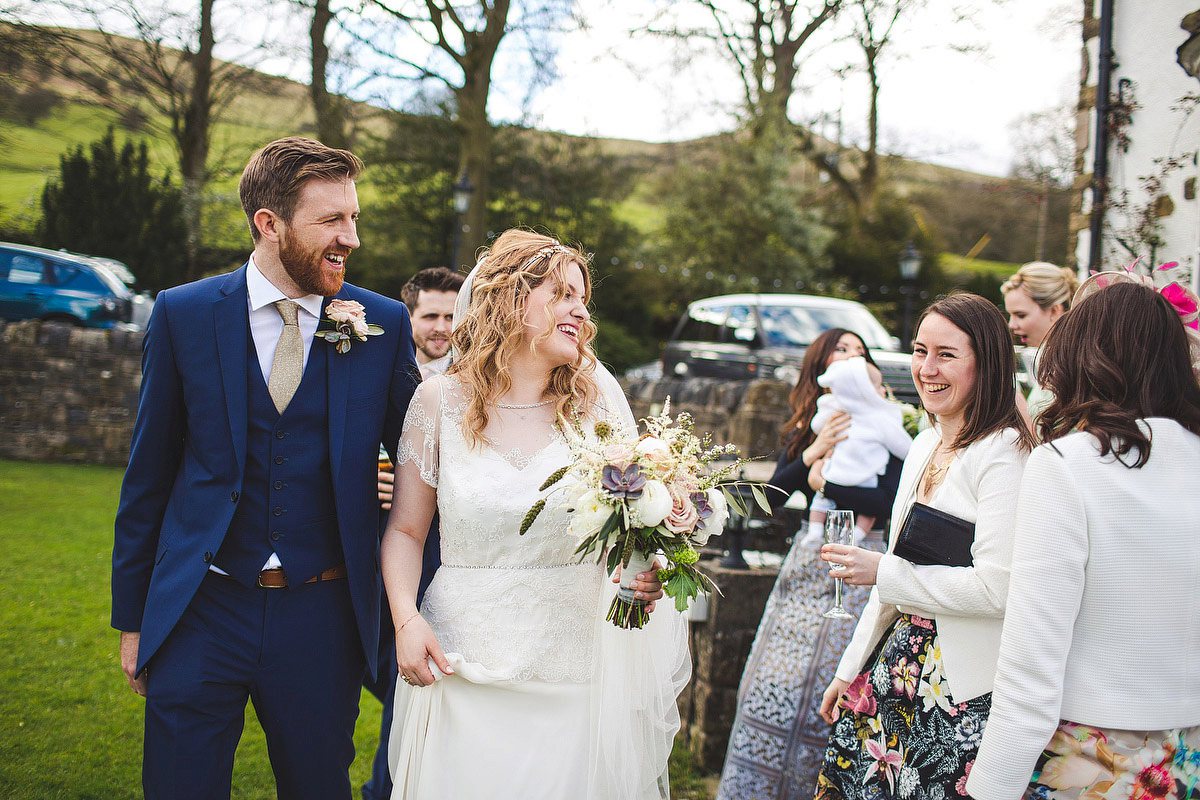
[268,300,303,413]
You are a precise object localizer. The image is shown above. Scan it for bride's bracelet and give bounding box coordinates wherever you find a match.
[396,611,421,633]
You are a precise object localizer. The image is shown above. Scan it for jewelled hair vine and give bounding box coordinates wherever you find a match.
[521,243,575,270]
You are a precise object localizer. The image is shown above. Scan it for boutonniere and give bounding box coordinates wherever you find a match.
[317,298,384,354]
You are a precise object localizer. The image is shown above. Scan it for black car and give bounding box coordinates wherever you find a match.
[662,293,919,405]
[0,242,135,329]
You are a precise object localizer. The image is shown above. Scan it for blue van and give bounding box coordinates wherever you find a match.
[0,242,134,328]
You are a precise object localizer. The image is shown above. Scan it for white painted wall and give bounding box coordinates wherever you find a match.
[1076,1,1200,289]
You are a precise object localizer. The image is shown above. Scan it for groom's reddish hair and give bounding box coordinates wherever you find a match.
[239,137,363,242]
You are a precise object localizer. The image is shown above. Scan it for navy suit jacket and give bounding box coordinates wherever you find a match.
[112,265,419,678]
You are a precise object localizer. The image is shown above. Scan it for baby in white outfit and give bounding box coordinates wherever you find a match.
[803,356,912,545]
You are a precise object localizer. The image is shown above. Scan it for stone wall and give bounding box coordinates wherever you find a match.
[0,320,143,466]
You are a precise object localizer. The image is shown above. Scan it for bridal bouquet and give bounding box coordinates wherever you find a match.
[522,400,769,629]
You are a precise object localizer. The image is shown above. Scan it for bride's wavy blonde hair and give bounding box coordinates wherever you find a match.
[448,229,599,447]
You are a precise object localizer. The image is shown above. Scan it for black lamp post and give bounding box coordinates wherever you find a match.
[898,242,922,346]
[451,171,474,269]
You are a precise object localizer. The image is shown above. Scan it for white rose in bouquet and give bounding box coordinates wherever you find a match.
[569,489,614,539]
[634,437,674,470]
[630,479,672,527]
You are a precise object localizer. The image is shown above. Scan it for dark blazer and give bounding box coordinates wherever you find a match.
[111,265,419,677]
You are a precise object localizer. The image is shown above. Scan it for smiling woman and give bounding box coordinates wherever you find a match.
[812,292,1035,800]
[378,228,691,799]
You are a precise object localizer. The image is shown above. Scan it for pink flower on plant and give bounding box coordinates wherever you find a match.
[838,673,877,717]
[864,734,904,793]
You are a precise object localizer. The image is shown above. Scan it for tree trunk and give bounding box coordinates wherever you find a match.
[179,0,215,280]
[448,0,508,264]
[310,0,349,149]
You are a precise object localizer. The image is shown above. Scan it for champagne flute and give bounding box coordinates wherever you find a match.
[822,509,856,620]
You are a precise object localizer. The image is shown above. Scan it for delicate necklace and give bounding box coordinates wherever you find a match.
[923,447,957,496]
[495,398,553,410]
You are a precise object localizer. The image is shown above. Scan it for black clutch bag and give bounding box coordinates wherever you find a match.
[892,502,975,567]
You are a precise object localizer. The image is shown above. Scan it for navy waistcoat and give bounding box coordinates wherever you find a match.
[215,335,344,586]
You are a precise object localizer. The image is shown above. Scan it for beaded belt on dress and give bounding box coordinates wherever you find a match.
[441,562,586,570]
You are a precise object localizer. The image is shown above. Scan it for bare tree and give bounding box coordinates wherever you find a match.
[46,0,270,279]
[1009,102,1074,261]
[358,0,571,262]
[309,0,351,149]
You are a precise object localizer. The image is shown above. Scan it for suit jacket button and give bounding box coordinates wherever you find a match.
[203,552,213,563]
[273,507,283,516]
[271,531,281,541]
[275,430,286,439]
[275,456,285,465]
[231,491,239,502]
[273,481,283,490]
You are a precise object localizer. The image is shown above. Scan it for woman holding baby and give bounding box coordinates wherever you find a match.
[716,326,912,800]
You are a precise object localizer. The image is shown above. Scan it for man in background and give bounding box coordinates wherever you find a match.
[362,266,462,800]
[401,266,462,379]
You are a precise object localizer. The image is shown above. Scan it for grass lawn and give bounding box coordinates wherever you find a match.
[0,459,715,798]
[0,460,383,799]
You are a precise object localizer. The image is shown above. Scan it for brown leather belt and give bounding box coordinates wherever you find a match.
[255,564,347,589]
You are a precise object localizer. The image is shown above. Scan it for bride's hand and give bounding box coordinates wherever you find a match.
[395,614,452,687]
[612,557,665,613]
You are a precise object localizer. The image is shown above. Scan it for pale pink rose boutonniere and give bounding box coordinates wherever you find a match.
[318,299,384,354]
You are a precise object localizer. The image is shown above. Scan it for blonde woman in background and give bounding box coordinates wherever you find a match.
[1001,261,1079,422]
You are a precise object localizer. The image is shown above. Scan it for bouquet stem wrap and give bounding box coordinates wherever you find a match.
[610,549,656,629]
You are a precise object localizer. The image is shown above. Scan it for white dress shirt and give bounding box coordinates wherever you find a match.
[967,419,1200,800]
[246,255,324,383]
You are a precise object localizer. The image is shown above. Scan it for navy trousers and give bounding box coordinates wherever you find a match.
[143,572,365,800]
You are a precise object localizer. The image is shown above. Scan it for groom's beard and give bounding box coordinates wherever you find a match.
[280,231,347,297]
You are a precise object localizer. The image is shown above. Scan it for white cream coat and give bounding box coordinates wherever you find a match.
[834,426,1028,702]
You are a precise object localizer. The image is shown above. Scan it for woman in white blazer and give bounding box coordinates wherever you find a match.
[967,279,1200,800]
[812,293,1035,800]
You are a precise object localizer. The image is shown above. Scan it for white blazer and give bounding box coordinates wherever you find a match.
[967,419,1200,800]
[834,426,1029,702]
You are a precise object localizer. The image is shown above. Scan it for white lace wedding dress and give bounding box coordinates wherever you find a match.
[388,374,691,799]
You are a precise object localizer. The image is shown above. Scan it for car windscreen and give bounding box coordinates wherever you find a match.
[758,303,895,351]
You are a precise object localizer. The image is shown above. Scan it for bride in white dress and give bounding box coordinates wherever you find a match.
[380,230,691,799]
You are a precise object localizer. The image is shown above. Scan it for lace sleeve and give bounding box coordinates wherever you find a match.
[396,377,443,488]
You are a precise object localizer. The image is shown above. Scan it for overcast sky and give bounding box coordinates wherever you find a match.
[28,0,1081,177]
[505,0,1081,177]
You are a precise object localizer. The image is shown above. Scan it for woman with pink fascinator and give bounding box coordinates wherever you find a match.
[967,276,1200,800]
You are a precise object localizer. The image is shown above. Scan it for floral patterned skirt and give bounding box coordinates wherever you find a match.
[815,614,991,800]
[1026,722,1200,800]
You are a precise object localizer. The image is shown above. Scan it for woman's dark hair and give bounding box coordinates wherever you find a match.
[916,292,1035,452]
[1037,281,1200,466]
[781,328,878,460]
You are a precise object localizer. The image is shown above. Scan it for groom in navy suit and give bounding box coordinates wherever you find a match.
[111,137,420,799]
